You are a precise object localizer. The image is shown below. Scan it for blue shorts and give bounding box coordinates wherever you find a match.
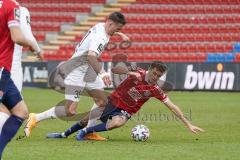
[0,68,22,110]
[100,99,131,123]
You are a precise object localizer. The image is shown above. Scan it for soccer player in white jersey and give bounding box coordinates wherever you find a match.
[0,6,41,135]
[25,12,129,140]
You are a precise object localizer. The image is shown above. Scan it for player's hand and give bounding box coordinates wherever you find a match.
[128,72,142,81]
[120,34,130,42]
[187,124,204,134]
[100,72,111,87]
[35,51,44,61]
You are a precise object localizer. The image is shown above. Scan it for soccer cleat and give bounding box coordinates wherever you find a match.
[76,130,86,141]
[84,133,107,141]
[46,133,66,139]
[24,113,37,137]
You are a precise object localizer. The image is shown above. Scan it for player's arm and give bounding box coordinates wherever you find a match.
[87,50,103,74]
[22,8,42,59]
[111,66,142,80]
[114,32,130,41]
[87,51,111,86]
[164,99,204,134]
[10,26,40,54]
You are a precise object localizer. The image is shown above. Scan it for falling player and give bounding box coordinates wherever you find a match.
[46,61,204,140]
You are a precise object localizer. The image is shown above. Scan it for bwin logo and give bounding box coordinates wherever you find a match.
[184,64,235,90]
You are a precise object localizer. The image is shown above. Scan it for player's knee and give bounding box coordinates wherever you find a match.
[65,109,76,116]
[0,105,10,115]
[107,118,124,130]
[11,101,29,119]
[94,97,108,108]
[65,101,77,116]
[79,120,87,127]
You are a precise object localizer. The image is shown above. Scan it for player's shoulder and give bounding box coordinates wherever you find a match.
[4,0,19,8]
[92,23,106,34]
[20,6,29,14]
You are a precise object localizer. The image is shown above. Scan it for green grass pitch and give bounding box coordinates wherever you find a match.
[3,88,240,160]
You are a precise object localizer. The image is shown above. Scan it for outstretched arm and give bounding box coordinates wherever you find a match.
[114,32,130,41]
[164,99,204,134]
[111,66,142,81]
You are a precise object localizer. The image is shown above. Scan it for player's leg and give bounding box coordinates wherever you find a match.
[85,74,108,128]
[24,70,84,137]
[0,72,26,158]
[46,115,88,139]
[0,105,10,134]
[24,99,79,137]
[0,66,22,134]
[46,99,106,140]
[83,89,108,140]
[77,115,128,141]
[76,100,129,141]
[85,102,99,128]
[46,101,105,139]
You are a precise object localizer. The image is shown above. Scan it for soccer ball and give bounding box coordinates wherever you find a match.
[131,124,150,141]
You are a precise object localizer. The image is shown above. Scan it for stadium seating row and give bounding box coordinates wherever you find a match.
[43,50,240,62]
[58,43,233,53]
[109,34,240,42]
[136,0,240,5]
[126,15,240,24]
[18,0,105,4]
[24,0,240,62]
[121,25,240,34]
[122,5,240,14]
[31,13,76,23]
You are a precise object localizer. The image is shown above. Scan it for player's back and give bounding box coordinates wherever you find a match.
[110,68,168,114]
[0,0,20,71]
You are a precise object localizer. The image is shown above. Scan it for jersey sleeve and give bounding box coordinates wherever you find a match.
[7,1,20,28]
[154,86,169,103]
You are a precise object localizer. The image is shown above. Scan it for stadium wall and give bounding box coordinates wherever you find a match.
[22,62,240,91]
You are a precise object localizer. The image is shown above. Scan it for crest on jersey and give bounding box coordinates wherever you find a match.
[97,44,104,52]
[143,90,151,97]
[14,8,20,20]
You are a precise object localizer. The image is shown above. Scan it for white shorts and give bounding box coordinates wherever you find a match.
[64,65,104,102]
[11,67,23,92]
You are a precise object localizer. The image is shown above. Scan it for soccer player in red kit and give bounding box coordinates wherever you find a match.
[0,0,41,158]
[46,62,204,141]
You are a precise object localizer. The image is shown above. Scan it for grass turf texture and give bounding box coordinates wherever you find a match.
[3,88,240,160]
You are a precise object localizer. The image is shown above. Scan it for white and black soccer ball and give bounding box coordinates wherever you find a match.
[131,124,150,141]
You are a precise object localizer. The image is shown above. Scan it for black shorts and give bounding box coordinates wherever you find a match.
[0,68,22,110]
[100,99,131,123]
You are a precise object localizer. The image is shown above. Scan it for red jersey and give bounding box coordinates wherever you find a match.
[0,0,20,72]
[110,68,168,115]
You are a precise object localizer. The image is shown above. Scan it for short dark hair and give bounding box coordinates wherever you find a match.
[149,61,168,73]
[108,12,126,25]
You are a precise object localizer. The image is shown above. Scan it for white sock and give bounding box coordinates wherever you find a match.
[86,103,103,128]
[35,107,57,122]
[0,112,10,134]
[35,106,66,122]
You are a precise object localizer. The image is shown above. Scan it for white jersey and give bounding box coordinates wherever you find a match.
[64,23,109,102]
[11,6,39,92]
[72,22,110,58]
